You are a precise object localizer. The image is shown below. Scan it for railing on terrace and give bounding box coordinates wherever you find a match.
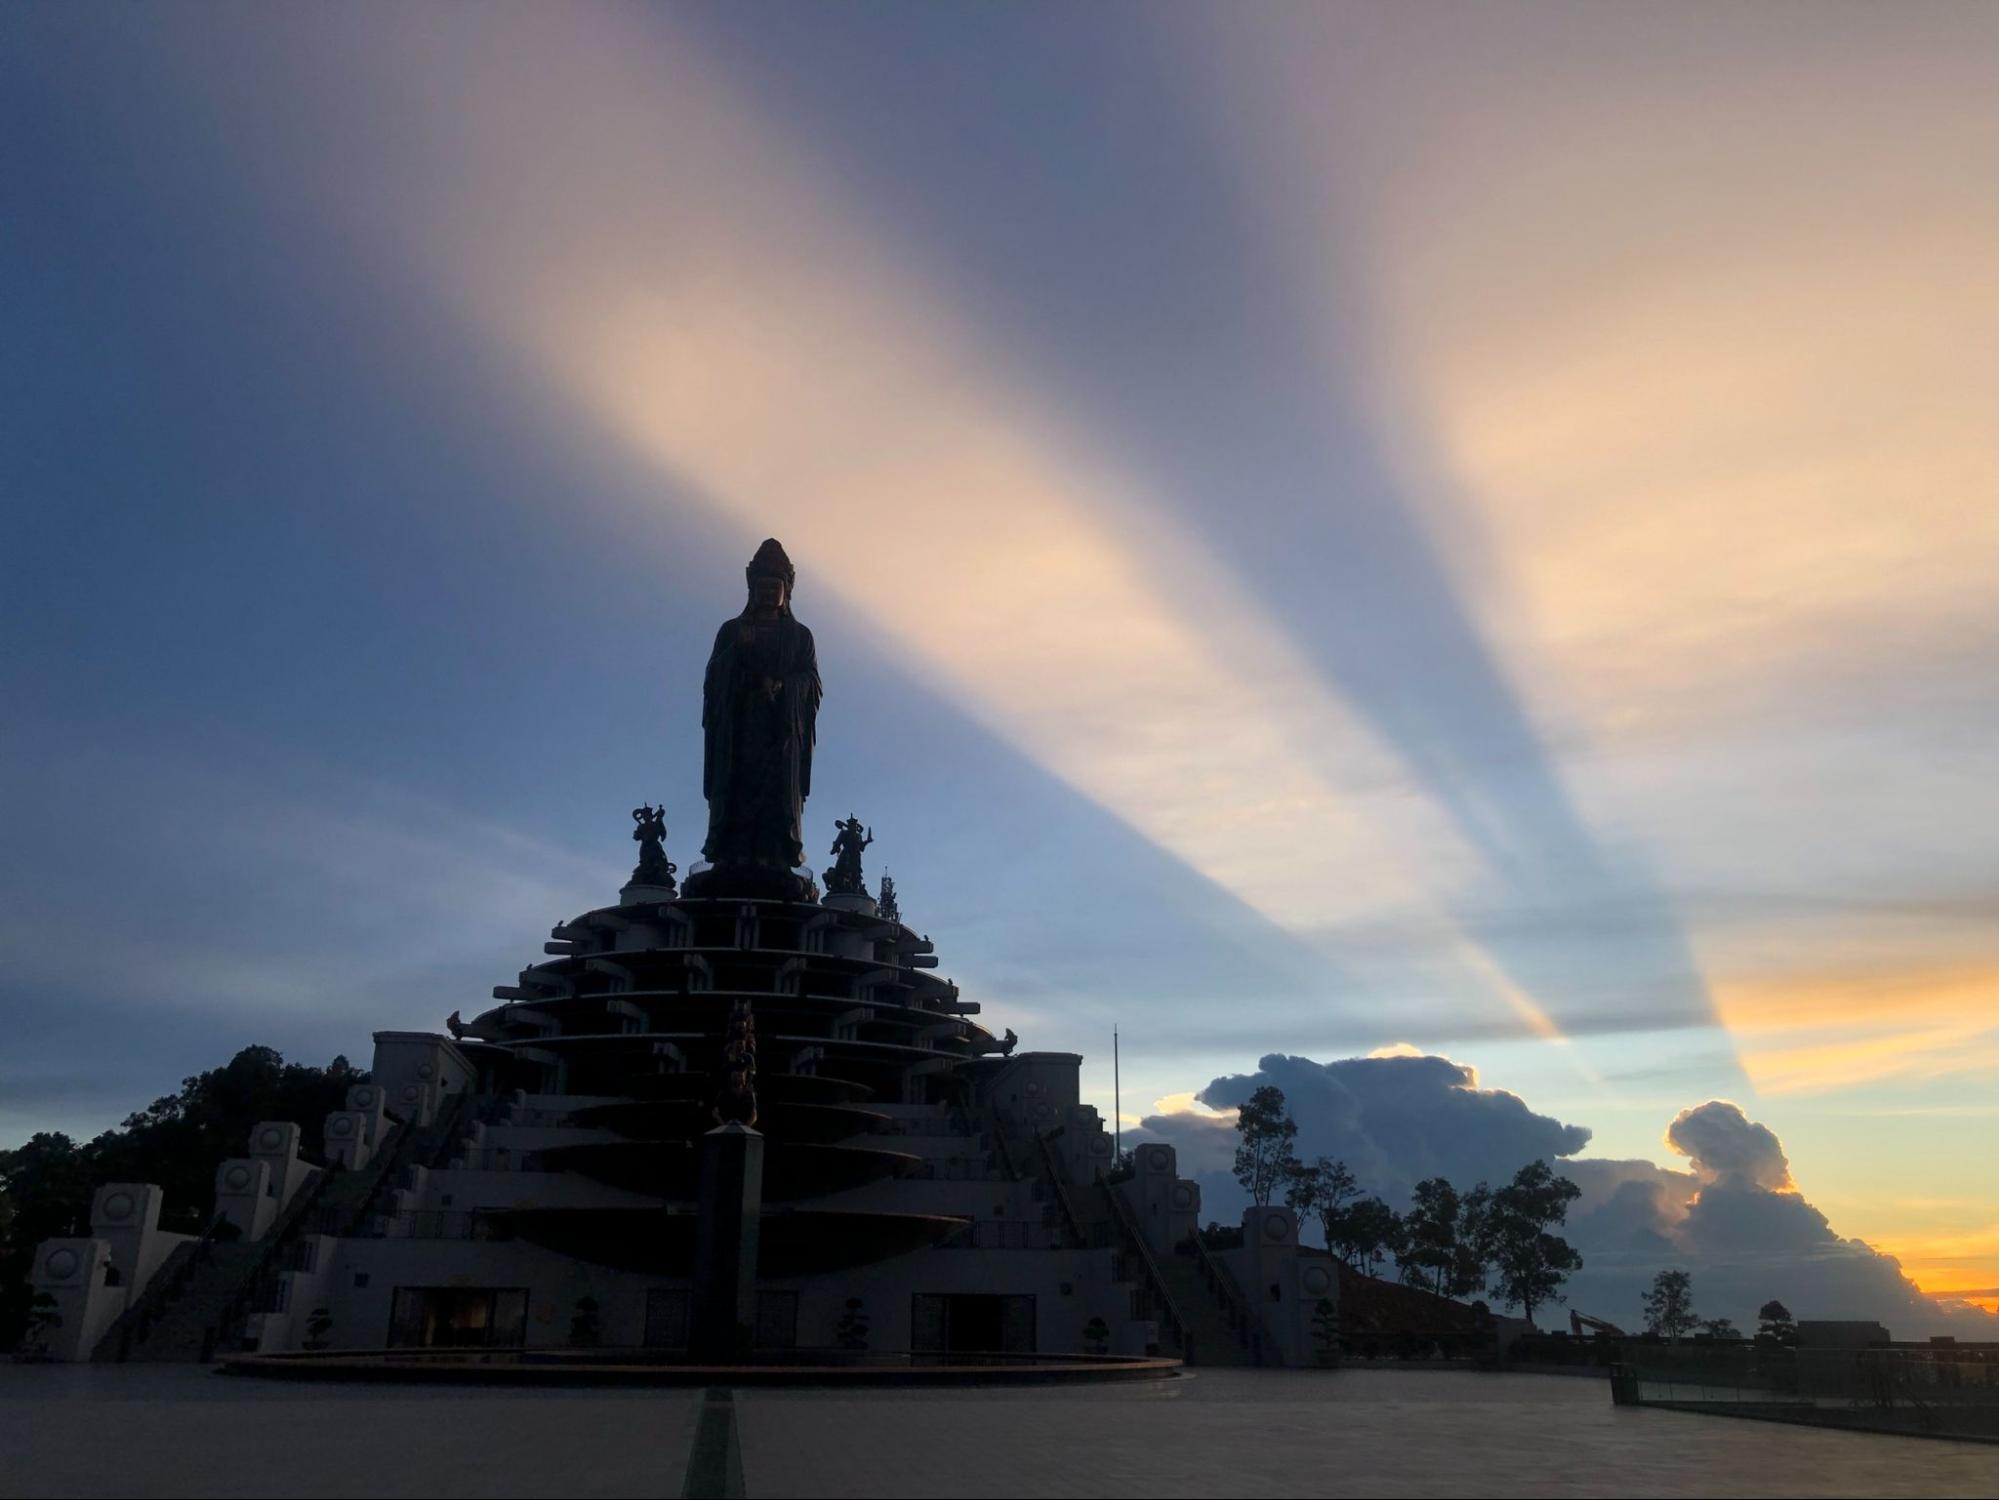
[1615,1342,1999,1442]
[374,1209,515,1240]
[938,1220,1064,1251]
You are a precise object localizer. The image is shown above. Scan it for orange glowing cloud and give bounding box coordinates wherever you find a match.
[1717,965,1999,1095]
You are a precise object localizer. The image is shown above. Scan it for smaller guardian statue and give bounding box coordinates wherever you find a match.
[823,815,873,896]
[629,803,678,893]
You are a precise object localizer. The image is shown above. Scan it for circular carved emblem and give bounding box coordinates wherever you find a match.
[1263,1211,1290,1242]
[45,1248,80,1280]
[402,1084,421,1102]
[329,1117,356,1139]
[1171,1184,1195,1209]
[417,1062,436,1081]
[258,1127,284,1152]
[101,1190,136,1221]
[1302,1264,1333,1296]
[1146,1146,1170,1171]
[353,1088,377,1108]
[224,1165,254,1191]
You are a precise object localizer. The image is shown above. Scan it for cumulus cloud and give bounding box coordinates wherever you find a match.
[1664,1099,1793,1191]
[1140,1050,1997,1340]
[1138,1049,1592,1217]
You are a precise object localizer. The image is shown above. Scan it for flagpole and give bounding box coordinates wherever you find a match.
[1113,1026,1121,1162]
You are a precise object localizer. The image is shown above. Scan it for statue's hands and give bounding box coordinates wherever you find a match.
[763,676,783,701]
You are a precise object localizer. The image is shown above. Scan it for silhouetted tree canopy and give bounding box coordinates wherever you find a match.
[1330,1196,1403,1275]
[1398,1178,1479,1299]
[1231,1085,1299,1208]
[0,1046,363,1349]
[1757,1298,1798,1346]
[1644,1268,1699,1341]
[1285,1155,1360,1249]
[1487,1160,1583,1328]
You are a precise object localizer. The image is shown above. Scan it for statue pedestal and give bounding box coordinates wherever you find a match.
[618,882,678,906]
[689,1122,763,1363]
[822,892,878,917]
[683,863,818,903]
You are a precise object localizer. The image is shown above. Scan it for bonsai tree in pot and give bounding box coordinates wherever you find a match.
[835,1298,870,1352]
[16,1293,61,1362]
[1310,1297,1340,1367]
[1082,1316,1111,1357]
[569,1296,603,1348]
[303,1306,334,1351]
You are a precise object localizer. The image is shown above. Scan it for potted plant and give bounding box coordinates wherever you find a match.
[835,1297,870,1352]
[569,1296,603,1348]
[1310,1297,1340,1367]
[15,1293,62,1362]
[1082,1316,1111,1357]
[303,1306,333,1351]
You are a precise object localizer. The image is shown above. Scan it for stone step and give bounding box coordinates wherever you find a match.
[1157,1251,1260,1367]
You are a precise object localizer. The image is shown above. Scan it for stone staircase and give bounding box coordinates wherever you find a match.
[93,1107,461,1363]
[102,1240,262,1362]
[1156,1244,1261,1366]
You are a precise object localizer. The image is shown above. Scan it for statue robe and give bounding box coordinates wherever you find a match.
[700,609,820,869]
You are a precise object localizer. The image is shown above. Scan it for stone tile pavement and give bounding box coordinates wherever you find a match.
[5,1364,1998,1498]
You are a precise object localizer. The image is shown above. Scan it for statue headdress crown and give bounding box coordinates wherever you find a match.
[746,538,795,589]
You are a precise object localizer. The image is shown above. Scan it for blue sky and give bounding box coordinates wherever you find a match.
[5,3,1998,1318]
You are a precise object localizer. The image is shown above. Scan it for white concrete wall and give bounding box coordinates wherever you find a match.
[370,1032,478,1127]
[26,1238,123,1362]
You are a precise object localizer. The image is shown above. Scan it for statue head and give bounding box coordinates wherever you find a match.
[745,538,795,613]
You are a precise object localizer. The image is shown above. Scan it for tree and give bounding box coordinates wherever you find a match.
[1453,1183,1498,1301]
[1757,1299,1798,1347]
[1397,1178,1464,1298]
[1285,1156,1360,1251]
[1231,1086,1299,1208]
[0,1133,94,1353]
[1643,1269,1699,1342]
[1487,1161,1583,1329]
[1701,1317,1738,1340]
[1331,1197,1402,1276]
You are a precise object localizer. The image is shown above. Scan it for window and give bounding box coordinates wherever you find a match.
[387,1287,528,1349]
[911,1294,1036,1355]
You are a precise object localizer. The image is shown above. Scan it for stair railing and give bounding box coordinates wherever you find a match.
[201,1159,344,1361]
[1184,1229,1277,1366]
[1096,1176,1188,1356]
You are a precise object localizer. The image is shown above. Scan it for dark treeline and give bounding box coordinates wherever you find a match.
[0,1046,363,1349]
[1226,1083,1585,1327]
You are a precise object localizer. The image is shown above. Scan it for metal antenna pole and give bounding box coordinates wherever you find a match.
[1113,1026,1121,1162]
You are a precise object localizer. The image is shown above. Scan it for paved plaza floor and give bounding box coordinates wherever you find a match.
[4,1364,1997,1498]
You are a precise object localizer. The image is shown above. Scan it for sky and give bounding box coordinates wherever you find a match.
[4,3,1997,1331]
